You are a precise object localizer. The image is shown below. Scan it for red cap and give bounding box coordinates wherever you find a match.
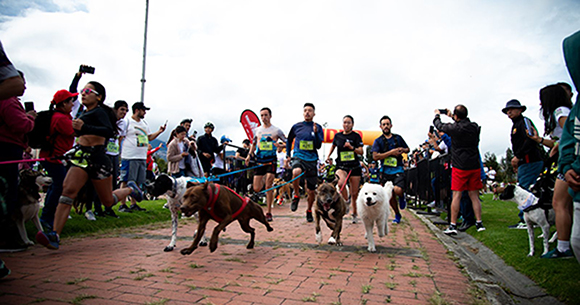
[51,89,79,104]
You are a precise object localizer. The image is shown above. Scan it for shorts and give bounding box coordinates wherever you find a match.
[337,166,362,177]
[255,160,278,176]
[120,159,147,186]
[290,158,318,190]
[380,172,406,190]
[71,145,112,180]
[451,168,483,191]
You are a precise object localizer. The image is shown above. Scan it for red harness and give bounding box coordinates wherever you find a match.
[204,183,249,222]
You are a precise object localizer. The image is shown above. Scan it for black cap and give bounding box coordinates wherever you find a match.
[132,102,150,111]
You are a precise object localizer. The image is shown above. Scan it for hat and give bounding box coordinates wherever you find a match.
[204,122,215,129]
[220,135,231,143]
[51,89,78,104]
[502,99,526,114]
[132,102,150,111]
[242,139,251,145]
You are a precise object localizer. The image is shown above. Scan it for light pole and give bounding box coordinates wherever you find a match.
[140,0,149,103]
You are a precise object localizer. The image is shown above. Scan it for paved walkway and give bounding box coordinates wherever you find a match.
[1,199,473,305]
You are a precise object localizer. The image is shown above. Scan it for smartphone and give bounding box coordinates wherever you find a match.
[438,109,447,115]
[523,118,535,136]
[79,65,95,74]
[24,101,34,112]
[164,120,168,127]
[429,126,435,134]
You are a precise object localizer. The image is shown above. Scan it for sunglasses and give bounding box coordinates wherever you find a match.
[81,88,100,95]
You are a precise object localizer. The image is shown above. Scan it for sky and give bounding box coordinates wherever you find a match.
[1,0,579,160]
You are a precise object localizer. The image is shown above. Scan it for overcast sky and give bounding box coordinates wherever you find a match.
[1,0,579,159]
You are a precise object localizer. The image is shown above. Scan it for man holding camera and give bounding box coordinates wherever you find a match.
[434,105,485,235]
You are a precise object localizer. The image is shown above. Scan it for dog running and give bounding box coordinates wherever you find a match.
[314,180,347,246]
[357,182,393,252]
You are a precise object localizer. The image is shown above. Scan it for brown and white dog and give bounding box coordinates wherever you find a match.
[180,182,273,255]
[15,169,52,245]
[314,180,347,246]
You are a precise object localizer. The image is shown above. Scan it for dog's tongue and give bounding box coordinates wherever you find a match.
[323,203,331,211]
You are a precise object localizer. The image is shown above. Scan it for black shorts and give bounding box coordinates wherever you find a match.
[337,166,362,177]
[255,160,277,176]
[71,145,113,180]
[380,172,405,190]
[290,158,318,190]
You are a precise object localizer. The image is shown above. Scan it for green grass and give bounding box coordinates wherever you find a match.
[446,194,580,304]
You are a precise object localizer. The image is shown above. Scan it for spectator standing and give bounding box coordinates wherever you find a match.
[502,99,544,229]
[234,139,250,195]
[211,135,230,184]
[167,125,200,178]
[118,102,165,212]
[371,115,410,224]
[197,122,224,177]
[434,105,485,235]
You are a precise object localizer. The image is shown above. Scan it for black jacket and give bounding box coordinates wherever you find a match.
[510,115,543,165]
[196,133,223,164]
[433,115,480,170]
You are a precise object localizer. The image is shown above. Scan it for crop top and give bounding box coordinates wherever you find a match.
[76,106,115,139]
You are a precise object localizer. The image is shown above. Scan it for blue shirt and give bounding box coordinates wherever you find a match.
[287,121,324,162]
[371,134,408,175]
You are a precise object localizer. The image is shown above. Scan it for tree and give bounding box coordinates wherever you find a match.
[156,157,167,173]
[498,148,516,183]
[483,152,499,172]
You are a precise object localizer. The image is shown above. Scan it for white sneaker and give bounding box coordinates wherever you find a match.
[352,214,358,224]
[443,225,457,235]
[426,201,436,208]
[85,210,96,221]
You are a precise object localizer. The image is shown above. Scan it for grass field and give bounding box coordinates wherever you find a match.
[454,193,580,304]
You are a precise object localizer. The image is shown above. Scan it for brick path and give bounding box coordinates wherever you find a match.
[1,199,472,305]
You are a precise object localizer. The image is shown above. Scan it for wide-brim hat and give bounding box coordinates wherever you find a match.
[502,99,527,114]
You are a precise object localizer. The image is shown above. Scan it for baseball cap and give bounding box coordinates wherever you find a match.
[220,135,232,143]
[51,89,78,104]
[132,102,150,111]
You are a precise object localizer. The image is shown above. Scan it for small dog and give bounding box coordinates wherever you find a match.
[147,174,208,252]
[314,180,347,246]
[180,182,273,255]
[499,184,557,257]
[15,169,52,245]
[357,182,393,252]
[273,178,293,205]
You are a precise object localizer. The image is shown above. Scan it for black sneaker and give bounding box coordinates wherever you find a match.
[475,222,486,232]
[266,213,273,222]
[291,195,300,212]
[457,222,475,232]
[118,204,132,213]
[306,211,313,222]
[444,224,457,235]
[130,204,146,212]
[104,208,119,218]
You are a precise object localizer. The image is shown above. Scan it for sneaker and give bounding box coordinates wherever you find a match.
[426,201,436,208]
[84,210,96,221]
[104,208,119,218]
[266,213,273,222]
[163,203,169,209]
[130,204,146,212]
[392,214,402,224]
[39,219,53,232]
[508,222,527,229]
[352,214,358,224]
[306,211,313,222]
[541,248,574,259]
[291,195,300,212]
[127,181,143,202]
[399,196,407,210]
[118,204,132,213]
[35,231,59,250]
[475,222,486,232]
[457,221,475,232]
[444,225,458,236]
[0,260,10,279]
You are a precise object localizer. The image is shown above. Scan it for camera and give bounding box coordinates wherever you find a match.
[79,65,95,74]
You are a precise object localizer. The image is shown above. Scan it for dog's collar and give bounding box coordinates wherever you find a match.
[518,194,535,211]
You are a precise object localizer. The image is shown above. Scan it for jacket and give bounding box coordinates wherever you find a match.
[0,97,35,148]
[39,110,75,164]
[167,138,203,177]
[509,115,543,165]
[433,116,480,170]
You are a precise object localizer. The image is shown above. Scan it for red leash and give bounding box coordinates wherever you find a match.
[0,157,47,165]
[339,170,352,193]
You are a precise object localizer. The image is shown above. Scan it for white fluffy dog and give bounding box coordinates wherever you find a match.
[357,182,393,252]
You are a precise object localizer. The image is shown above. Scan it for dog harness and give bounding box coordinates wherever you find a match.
[204,183,249,222]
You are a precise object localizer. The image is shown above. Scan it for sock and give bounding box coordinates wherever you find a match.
[557,240,570,253]
[450,223,457,228]
[476,221,482,225]
[112,194,118,203]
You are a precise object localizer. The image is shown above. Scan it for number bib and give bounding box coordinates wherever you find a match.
[259,141,273,151]
[340,151,355,162]
[383,157,397,167]
[137,134,149,147]
[299,140,314,150]
[107,140,119,154]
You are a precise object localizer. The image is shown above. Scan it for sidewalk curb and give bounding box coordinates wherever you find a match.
[410,209,564,305]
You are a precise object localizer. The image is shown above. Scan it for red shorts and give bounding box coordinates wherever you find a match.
[451,168,483,191]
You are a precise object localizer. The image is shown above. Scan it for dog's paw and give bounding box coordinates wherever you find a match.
[24,240,34,246]
[246,241,255,249]
[180,248,194,255]
[327,236,336,245]
[164,246,174,252]
[368,246,376,253]
[199,239,208,247]
[527,252,534,257]
[267,226,274,232]
[209,242,218,252]
[538,233,545,239]
[315,232,322,243]
[335,241,343,246]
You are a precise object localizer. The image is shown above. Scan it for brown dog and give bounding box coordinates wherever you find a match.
[180,182,273,255]
[273,178,293,205]
[314,180,347,246]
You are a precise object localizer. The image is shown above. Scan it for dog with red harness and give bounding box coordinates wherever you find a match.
[180,182,273,255]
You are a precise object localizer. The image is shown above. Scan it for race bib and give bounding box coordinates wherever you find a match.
[299,140,314,150]
[340,151,355,161]
[107,140,119,154]
[137,134,149,147]
[259,141,273,151]
[383,157,397,167]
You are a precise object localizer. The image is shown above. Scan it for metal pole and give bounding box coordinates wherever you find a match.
[140,0,149,103]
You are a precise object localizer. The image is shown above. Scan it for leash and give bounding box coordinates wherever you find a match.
[184,162,271,184]
[339,170,352,193]
[260,172,305,194]
[0,157,48,165]
[212,162,272,179]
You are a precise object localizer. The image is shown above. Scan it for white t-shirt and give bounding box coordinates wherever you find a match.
[213,152,224,169]
[551,106,571,139]
[276,151,286,174]
[121,117,151,160]
[106,119,127,156]
[488,169,496,180]
[178,141,186,169]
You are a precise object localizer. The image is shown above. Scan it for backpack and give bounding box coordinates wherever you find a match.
[28,110,56,150]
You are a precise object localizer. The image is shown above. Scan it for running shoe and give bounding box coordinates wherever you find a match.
[541,248,574,259]
[104,207,119,218]
[291,195,300,212]
[130,204,146,212]
[306,210,313,222]
[127,181,143,202]
[457,221,475,232]
[399,196,407,210]
[392,214,402,224]
[85,210,96,221]
[508,222,527,229]
[36,231,59,250]
[475,222,486,232]
[118,204,132,213]
[266,213,273,222]
[443,225,458,236]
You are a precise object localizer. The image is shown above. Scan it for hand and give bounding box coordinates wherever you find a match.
[72,118,84,130]
[158,143,163,148]
[159,125,166,133]
[511,156,519,172]
[181,152,189,157]
[203,152,211,159]
[526,127,541,143]
[565,169,580,192]
[26,110,37,119]
[245,155,251,165]
[344,142,353,150]
[313,122,318,133]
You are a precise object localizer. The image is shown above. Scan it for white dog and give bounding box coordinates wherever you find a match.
[499,184,557,257]
[357,182,393,252]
